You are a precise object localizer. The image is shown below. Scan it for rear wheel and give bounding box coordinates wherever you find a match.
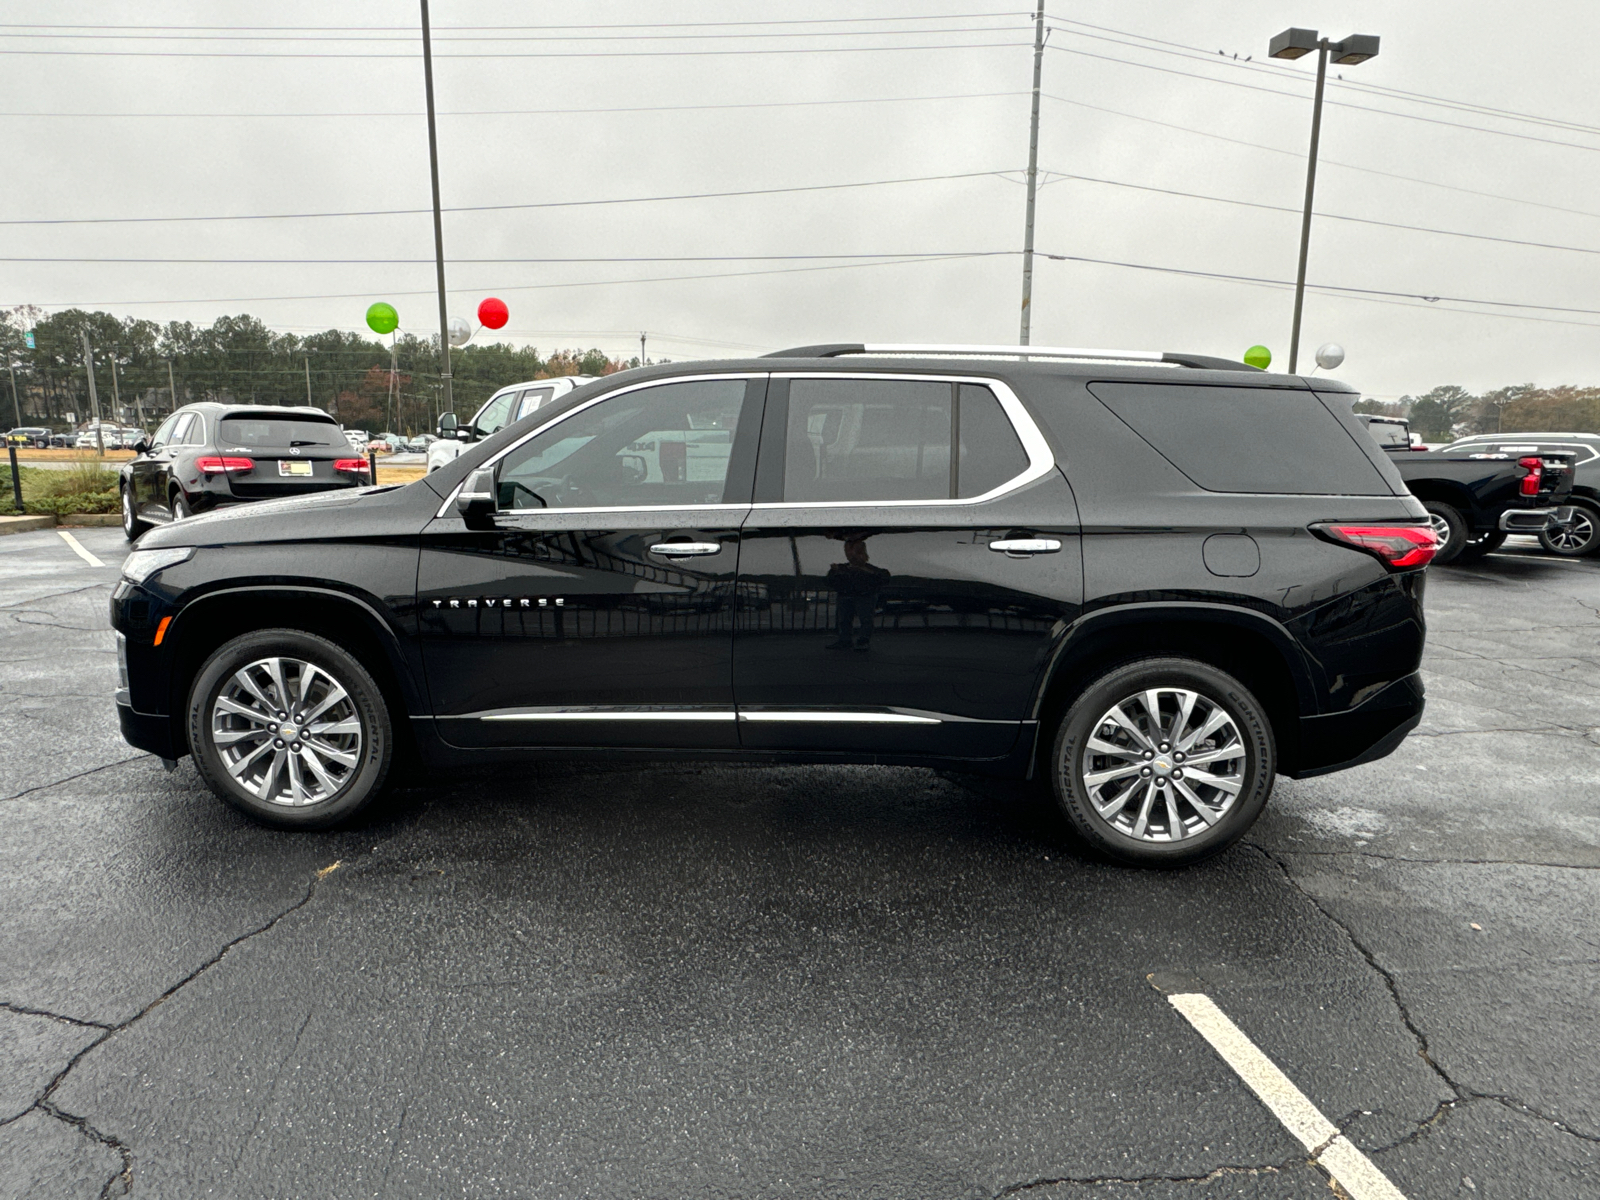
[121,485,149,541]
[188,629,392,829]
[1050,658,1275,867]
[170,489,192,521]
[1539,503,1600,557]
[1423,501,1468,564]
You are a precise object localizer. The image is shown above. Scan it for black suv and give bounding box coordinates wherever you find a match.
[119,403,372,540]
[111,346,1434,865]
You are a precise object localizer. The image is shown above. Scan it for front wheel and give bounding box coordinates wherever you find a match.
[188,629,392,828]
[1050,658,1275,867]
[1539,503,1600,557]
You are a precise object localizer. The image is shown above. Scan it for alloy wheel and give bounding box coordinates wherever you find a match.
[1079,687,1247,843]
[1427,512,1452,542]
[1548,510,1596,553]
[209,656,363,807]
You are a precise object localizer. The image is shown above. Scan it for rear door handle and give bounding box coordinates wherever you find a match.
[649,542,722,557]
[989,538,1062,555]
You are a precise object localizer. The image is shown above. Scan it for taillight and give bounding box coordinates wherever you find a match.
[334,458,369,474]
[1312,523,1439,570]
[1518,456,1542,496]
[194,456,253,473]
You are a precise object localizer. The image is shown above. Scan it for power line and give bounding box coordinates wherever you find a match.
[0,38,1033,60]
[5,252,1013,265]
[1041,93,1600,223]
[1042,170,1600,257]
[13,252,1001,309]
[0,169,1015,226]
[0,89,1030,119]
[1043,41,1600,155]
[0,23,1032,44]
[0,13,1031,33]
[1046,16,1600,138]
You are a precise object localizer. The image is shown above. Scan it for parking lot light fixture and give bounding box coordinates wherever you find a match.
[1270,27,1380,374]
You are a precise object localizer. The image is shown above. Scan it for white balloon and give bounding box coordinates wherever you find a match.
[447,316,472,347]
[1315,342,1345,370]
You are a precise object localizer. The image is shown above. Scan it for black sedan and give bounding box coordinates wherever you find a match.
[120,403,370,540]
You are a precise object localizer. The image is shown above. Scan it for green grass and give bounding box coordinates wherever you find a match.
[1,459,119,515]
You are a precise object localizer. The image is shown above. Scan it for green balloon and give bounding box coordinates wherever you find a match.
[366,302,399,335]
[1243,344,1272,369]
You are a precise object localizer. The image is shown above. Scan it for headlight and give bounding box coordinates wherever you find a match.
[121,547,194,585]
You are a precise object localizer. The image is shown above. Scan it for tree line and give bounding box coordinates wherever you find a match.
[1353,383,1600,441]
[1,305,634,434]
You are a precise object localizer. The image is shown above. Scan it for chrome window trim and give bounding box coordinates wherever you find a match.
[753,373,1054,509]
[434,371,767,519]
[492,502,751,519]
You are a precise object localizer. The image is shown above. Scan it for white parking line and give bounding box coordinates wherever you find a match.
[1167,992,1409,1200]
[57,529,106,568]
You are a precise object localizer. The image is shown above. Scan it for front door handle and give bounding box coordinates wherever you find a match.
[649,542,722,557]
[989,538,1062,555]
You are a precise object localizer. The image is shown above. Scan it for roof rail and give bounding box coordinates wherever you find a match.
[762,343,1257,371]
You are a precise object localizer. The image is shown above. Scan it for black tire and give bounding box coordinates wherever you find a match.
[170,489,192,521]
[1423,501,1468,564]
[1539,502,1600,557]
[120,485,149,541]
[1050,658,1275,867]
[1452,529,1508,565]
[188,629,392,829]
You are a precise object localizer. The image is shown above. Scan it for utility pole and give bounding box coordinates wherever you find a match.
[80,330,104,455]
[304,355,313,407]
[420,0,454,417]
[1017,0,1046,346]
[108,350,123,433]
[7,359,20,429]
[166,360,179,417]
[640,331,647,368]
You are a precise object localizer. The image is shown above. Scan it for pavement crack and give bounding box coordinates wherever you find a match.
[991,1159,1296,1196]
[0,755,151,803]
[0,1001,114,1030]
[18,858,350,1195]
[36,1100,133,1200]
[1265,846,1600,871]
[0,583,106,610]
[1249,843,1465,1098]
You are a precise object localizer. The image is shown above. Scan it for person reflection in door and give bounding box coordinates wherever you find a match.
[825,536,889,651]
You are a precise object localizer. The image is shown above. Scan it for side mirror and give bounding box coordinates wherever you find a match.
[133,439,149,455]
[437,411,458,436]
[456,468,497,529]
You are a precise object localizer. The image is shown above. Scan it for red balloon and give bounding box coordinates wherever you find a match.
[477,297,509,330]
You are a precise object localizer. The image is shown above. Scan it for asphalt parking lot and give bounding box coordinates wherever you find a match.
[1,527,1596,1198]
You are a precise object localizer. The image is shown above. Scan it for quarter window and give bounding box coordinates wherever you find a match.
[496,379,748,510]
[514,386,557,421]
[780,378,1028,503]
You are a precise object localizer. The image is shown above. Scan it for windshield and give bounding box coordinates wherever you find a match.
[219,417,343,449]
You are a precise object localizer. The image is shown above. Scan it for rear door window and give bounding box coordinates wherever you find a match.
[1088,383,1389,495]
[783,379,951,503]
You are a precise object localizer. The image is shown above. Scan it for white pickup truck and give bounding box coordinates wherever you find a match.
[427,376,597,473]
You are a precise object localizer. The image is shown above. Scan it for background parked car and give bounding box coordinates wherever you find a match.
[6,426,50,447]
[1358,415,1575,563]
[120,403,370,539]
[427,375,596,472]
[342,428,370,451]
[1438,431,1600,556]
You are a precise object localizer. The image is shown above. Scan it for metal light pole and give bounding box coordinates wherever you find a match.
[1269,28,1380,374]
[167,360,179,417]
[640,331,647,368]
[420,0,454,417]
[1018,0,1046,345]
[304,355,313,407]
[7,358,20,429]
[80,330,104,455]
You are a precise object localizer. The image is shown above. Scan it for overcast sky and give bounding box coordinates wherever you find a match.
[5,0,1599,399]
